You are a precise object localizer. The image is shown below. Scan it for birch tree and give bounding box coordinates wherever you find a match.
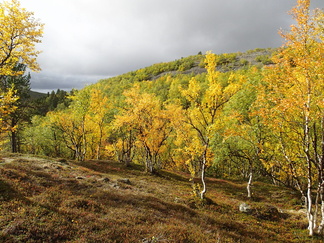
[0,0,43,76]
[180,52,244,199]
[0,87,18,133]
[88,86,111,159]
[114,85,173,173]
[256,0,324,235]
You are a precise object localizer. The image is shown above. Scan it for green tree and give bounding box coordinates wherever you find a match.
[0,63,31,152]
[220,67,267,197]
[22,115,68,157]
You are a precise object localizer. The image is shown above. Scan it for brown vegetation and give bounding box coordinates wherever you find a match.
[0,154,322,242]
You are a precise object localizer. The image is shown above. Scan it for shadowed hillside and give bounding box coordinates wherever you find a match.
[0,153,321,242]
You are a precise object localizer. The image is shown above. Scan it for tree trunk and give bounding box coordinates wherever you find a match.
[316,153,324,234]
[81,124,86,161]
[96,121,103,160]
[247,171,253,198]
[11,118,18,153]
[304,88,315,236]
[306,185,315,236]
[318,195,324,234]
[317,117,324,234]
[125,130,134,167]
[11,130,17,153]
[146,158,153,173]
[145,146,154,173]
[200,152,207,200]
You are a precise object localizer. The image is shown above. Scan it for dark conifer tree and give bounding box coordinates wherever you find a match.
[0,63,31,152]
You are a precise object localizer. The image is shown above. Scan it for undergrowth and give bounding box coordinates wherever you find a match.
[0,154,322,242]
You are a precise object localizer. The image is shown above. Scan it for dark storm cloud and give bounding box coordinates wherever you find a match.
[18,0,324,92]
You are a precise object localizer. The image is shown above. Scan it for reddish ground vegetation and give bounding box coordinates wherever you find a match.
[0,154,322,242]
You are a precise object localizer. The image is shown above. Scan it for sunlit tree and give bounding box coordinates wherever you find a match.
[0,0,44,76]
[114,85,173,173]
[88,86,111,159]
[0,87,18,132]
[255,0,324,235]
[180,52,244,199]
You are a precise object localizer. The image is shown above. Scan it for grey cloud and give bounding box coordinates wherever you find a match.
[30,72,109,93]
[19,0,324,93]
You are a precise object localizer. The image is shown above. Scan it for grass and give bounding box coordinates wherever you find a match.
[0,154,323,242]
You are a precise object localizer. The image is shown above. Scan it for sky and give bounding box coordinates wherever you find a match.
[17,0,324,93]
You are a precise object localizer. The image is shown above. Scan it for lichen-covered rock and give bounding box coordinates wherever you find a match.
[239,203,253,213]
[98,177,110,182]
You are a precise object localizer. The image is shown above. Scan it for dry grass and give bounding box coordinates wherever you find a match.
[0,154,323,242]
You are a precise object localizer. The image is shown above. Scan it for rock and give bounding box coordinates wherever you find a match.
[240,203,284,221]
[117,178,131,185]
[99,177,110,182]
[239,203,253,213]
[254,205,281,221]
[112,183,119,189]
[174,197,180,203]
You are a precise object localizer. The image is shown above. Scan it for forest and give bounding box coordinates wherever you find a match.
[1,0,324,239]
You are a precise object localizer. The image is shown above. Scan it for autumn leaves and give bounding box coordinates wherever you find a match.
[0,0,43,76]
[0,0,43,140]
[255,0,324,235]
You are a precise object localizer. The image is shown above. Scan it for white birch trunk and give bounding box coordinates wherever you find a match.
[199,143,209,200]
[304,83,315,236]
[247,172,253,198]
[200,158,207,200]
[318,200,324,234]
[307,182,315,236]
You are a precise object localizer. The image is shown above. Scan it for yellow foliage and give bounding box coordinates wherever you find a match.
[254,0,324,189]
[114,84,173,171]
[0,0,44,76]
[180,77,201,104]
[176,51,244,185]
[0,87,18,132]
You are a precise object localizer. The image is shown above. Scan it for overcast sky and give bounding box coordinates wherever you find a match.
[18,0,324,93]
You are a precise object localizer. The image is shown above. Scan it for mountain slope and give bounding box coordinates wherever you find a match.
[0,153,319,242]
[150,48,275,80]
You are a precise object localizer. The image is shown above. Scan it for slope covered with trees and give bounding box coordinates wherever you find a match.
[1,0,324,239]
[21,50,272,180]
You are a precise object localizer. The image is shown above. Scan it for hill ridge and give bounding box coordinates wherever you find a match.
[98,47,275,87]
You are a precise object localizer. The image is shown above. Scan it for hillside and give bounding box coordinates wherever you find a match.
[28,90,47,100]
[98,48,275,87]
[0,153,321,242]
[149,48,275,80]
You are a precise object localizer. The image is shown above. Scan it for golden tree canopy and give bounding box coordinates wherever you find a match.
[0,0,44,76]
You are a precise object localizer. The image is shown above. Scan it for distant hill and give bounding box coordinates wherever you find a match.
[98,47,275,85]
[29,90,47,100]
[95,47,276,105]
[149,48,276,81]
